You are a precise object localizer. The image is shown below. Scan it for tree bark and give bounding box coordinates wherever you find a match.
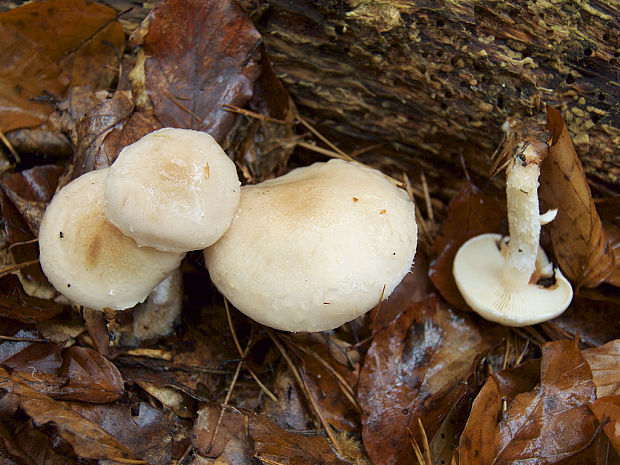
[239,0,619,197]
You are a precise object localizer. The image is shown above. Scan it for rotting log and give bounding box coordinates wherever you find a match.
[237,0,619,198]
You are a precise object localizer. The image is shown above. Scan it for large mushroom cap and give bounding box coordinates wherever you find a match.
[39,169,184,311]
[205,159,418,332]
[453,233,573,326]
[104,128,240,252]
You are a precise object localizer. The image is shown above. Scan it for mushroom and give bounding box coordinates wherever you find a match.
[132,268,183,340]
[452,137,572,327]
[205,159,418,332]
[104,128,240,253]
[38,169,184,311]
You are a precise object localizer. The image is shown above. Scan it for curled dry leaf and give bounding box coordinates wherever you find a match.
[546,295,620,347]
[459,339,598,465]
[143,0,263,142]
[59,90,134,187]
[0,165,63,234]
[249,413,349,465]
[0,275,63,324]
[589,395,620,456]
[63,400,192,465]
[357,295,507,465]
[583,339,620,398]
[539,106,616,289]
[429,183,506,309]
[0,0,125,133]
[2,344,124,403]
[0,369,142,463]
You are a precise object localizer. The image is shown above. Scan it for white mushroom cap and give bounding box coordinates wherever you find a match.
[38,169,184,311]
[205,159,418,332]
[453,233,573,326]
[104,128,241,252]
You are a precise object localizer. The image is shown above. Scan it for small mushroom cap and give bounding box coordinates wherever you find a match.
[205,159,418,332]
[104,128,240,252]
[453,233,573,326]
[39,169,184,311]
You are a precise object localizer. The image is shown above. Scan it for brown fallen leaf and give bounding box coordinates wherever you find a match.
[539,106,616,289]
[429,182,506,309]
[0,190,47,285]
[0,275,64,324]
[143,0,263,142]
[358,295,507,465]
[2,344,124,403]
[459,339,598,464]
[10,419,77,465]
[63,399,192,465]
[192,405,245,458]
[583,339,620,398]
[59,90,134,187]
[249,413,349,465]
[0,0,125,133]
[0,368,143,463]
[0,165,63,234]
[589,395,620,456]
[545,295,620,347]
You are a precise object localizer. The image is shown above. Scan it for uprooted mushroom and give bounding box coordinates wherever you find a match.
[452,119,573,326]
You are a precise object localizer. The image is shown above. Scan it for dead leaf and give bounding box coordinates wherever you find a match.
[0,275,64,324]
[583,339,620,398]
[59,90,134,187]
[0,165,63,234]
[429,183,506,309]
[0,370,143,463]
[539,106,616,289]
[358,295,507,465]
[63,400,192,465]
[546,295,620,347]
[0,0,125,133]
[0,190,47,284]
[3,344,124,403]
[589,395,620,455]
[193,406,245,458]
[143,0,263,142]
[249,413,349,465]
[459,339,598,464]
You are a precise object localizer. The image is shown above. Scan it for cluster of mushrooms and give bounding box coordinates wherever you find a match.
[39,125,573,335]
[38,128,419,334]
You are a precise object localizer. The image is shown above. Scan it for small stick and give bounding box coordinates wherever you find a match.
[267,329,344,457]
[224,299,278,402]
[8,238,40,251]
[420,172,435,227]
[296,116,354,162]
[222,104,288,125]
[0,259,40,279]
[0,130,20,163]
[163,89,202,123]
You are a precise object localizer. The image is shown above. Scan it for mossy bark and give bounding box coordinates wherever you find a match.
[239,0,619,198]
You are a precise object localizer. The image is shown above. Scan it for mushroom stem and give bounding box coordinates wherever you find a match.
[502,144,543,289]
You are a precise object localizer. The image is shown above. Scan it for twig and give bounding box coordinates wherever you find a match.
[0,259,40,279]
[284,339,362,414]
[0,130,20,163]
[267,328,344,457]
[162,88,202,123]
[420,172,435,227]
[8,238,39,252]
[0,335,47,343]
[222,104,288,125]
[296,116,354,162]
[407,419,433,465]
[370,284,387,331]
[224,299,278,402]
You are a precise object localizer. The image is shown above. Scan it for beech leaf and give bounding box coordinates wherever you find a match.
[459,339,598,464]
[358,295,506,465]
[0,0,125,133]
[0,369,142,463]
[429,183,506,309]
[589,395,620,455]
[583,339,620,398]
[539,106,616,289]
[249,413,348,465]
[143,0,263,142]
